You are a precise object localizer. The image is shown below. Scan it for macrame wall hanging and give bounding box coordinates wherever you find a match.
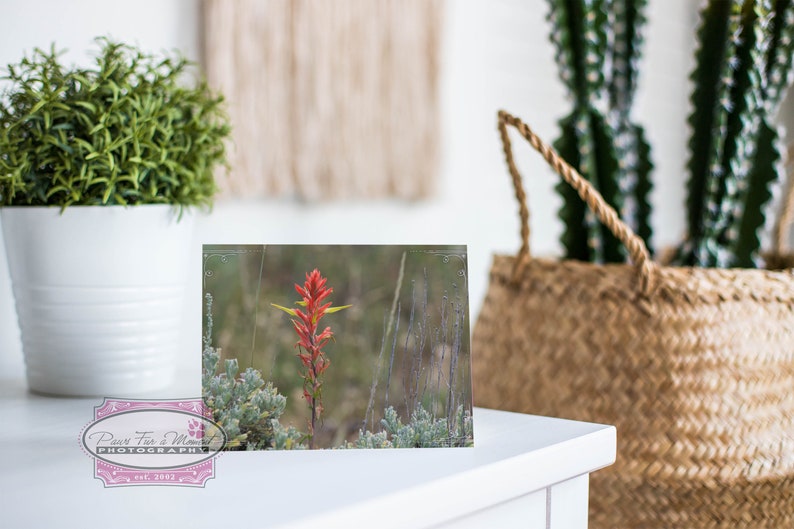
[203,0,443,200]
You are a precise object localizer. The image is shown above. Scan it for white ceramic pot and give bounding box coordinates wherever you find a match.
[0,205,194,396]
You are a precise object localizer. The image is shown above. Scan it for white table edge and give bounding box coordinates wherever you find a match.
[275,408,617,529]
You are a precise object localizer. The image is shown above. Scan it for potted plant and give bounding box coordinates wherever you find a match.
[480,1,794,527]
[0,38,230,396]
[547,0,794,268]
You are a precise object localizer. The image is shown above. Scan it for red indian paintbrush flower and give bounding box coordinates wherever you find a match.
[272,269,350,448]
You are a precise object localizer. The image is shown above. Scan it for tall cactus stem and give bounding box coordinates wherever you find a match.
[682,0,740,266]
[547,0,652,263]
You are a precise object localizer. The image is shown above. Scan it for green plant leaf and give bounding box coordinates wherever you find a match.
[325,304,352,314]
[0,38,230,210]
[270,303,297,317]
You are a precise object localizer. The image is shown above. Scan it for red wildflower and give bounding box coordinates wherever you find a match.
[272,269,350,448]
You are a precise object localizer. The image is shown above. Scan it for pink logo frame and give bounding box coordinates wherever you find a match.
[80,399,224,487]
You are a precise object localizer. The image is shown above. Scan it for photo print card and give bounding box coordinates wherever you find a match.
[202,244,474,450]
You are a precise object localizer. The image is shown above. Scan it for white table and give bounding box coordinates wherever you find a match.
[0,373,615,529]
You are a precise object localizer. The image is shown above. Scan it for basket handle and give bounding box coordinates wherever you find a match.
[772,143,794,253]
[497,110,657,296]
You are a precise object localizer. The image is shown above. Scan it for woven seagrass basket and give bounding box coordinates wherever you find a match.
[472,111,794,528]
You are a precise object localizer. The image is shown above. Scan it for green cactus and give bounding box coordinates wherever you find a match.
[608,0,654,254]
[545,0,794,268]
[678,0,794,267]
[554,113,590,261]
[547,0,653,263]
[554,111,625,263]
[733,121,783,266]
[730,0,794,266]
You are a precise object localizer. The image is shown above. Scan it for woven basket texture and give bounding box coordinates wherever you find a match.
[472,111,794,529]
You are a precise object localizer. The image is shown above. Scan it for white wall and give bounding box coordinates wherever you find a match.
[0,0,699,377]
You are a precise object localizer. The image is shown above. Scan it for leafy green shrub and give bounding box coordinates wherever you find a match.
[352,405,473,449]
[202,294,304,450]
[0,38,230,209]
